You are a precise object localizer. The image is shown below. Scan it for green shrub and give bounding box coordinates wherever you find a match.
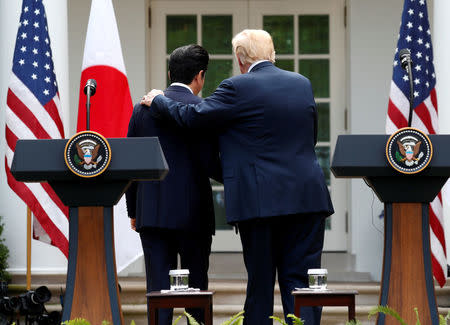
[271,314,304,325]
[62,318,91,325]
[0,216,10,282]
[369,305,450,325]
[182,311,244,325]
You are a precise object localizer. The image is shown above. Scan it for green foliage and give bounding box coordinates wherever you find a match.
[413,308,421,325]
[368,305,407,325]
[0,217,10,282]
[62,318,91,325]
[64,309,450,325]
[440,311,450,325]
[270,314,303,325]
[221,311,244,325]
[183,311,244,325]
[172,315,183,325]
[369,305,450,325]
[184,312,200,325]
[270,315,288,325]
[346,320,362,325]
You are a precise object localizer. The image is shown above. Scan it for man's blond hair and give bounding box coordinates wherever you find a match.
[232,29,275,65]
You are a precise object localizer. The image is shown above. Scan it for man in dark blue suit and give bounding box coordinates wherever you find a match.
[125,44,221,325]
[141,30,334,325]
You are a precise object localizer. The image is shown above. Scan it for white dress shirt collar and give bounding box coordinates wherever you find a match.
[170,82,193,94]
[248,60,270,73]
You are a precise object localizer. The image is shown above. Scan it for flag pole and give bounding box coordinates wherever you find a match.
[26,207,31,290]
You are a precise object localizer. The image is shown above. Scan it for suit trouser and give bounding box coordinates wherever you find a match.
[238,213,326,325]
[139,227,212,325]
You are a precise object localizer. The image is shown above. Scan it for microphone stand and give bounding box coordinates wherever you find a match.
[85,88,92,131]
[406,61,414,127]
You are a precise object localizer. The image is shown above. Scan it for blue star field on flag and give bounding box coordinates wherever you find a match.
[12,0,58,106]
[392,0,435,108]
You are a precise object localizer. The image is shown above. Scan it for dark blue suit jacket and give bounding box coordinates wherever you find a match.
[125,85,221,234]
[151,62,334,223]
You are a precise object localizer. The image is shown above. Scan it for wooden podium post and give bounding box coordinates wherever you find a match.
[11,137,168,325]
[331,134,450,325]
[380,203,438,324]
[63,207,123,324]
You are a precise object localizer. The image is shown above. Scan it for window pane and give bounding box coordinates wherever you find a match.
[166,15,197,54]
[299,59,329,98]
[212,190,232,230]
[316,102,330,142]
[202,59,232,97]
[263,15,294,54]
[203,15,232,54]
[298,15,329,54]
[275,59,294,72]
[315,146,330,185]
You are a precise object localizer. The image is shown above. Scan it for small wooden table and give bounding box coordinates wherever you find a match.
[146,291,214,325]
[292,289,358,321]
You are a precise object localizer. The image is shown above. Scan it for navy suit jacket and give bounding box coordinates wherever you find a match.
[151,62,334,223]
[125,85,221,234]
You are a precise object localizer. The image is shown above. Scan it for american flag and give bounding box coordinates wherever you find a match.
[386,0,447,287]
[5,0,69,257]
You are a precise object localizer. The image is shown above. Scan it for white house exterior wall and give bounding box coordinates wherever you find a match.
[0,0,448,280]
[434,0,450,263]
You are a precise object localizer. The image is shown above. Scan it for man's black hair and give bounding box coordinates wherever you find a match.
[168,44,209,85]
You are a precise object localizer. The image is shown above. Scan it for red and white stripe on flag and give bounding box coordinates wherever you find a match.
[386,0,447,286]
[5,0,69,257]
[76,0,140,272]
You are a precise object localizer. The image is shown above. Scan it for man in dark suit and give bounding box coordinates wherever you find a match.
[141,30,334,325]
[125,44,221,325]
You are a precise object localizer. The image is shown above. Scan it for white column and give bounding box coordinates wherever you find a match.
[434,0,450,268]
[0,0,69,274]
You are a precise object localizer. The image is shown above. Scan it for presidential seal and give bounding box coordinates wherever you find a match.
[386,127,432,174]
[64,131,111,178]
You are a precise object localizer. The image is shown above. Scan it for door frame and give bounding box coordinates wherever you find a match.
[147,0,348,252]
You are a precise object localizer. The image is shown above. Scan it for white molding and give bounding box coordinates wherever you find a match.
[8,267,67,275]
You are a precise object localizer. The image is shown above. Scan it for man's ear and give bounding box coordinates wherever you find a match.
[236,54,243,67]
[198,70,205,81]
[167,71,171,82]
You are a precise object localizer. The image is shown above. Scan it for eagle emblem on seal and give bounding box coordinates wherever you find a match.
[74,139,103,170]
[394,135,424,167]
[386,127,432,174]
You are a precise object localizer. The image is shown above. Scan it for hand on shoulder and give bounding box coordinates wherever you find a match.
[141,89,164,106]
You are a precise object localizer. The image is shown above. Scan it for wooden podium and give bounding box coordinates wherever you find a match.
[11,137,168,325]
[331,134,450,325]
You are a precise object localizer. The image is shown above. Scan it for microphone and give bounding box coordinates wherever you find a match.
[398,49,414,126]
[83,79,97,131]
[398,48,412,72]
[84,79,97,96]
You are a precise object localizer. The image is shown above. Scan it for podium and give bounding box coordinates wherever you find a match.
[331,134,450,325]
[11,137,168,325]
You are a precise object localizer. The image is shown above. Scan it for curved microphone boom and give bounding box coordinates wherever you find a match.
[83,79,97,131]
[398,49,414,127]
